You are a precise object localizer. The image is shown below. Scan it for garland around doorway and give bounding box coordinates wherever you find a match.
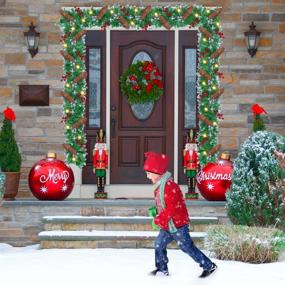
[59,5,224,168]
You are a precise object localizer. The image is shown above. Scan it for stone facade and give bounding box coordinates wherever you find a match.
[0,0,284,198]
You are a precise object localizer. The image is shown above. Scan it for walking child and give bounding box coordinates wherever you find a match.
[144,151,217,278]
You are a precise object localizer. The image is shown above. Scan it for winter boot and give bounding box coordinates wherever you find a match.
[149,269,169,276]
[199,263,217,278]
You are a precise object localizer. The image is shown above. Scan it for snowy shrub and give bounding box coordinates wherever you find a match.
[226,131,285,229]
[205,225,285,263]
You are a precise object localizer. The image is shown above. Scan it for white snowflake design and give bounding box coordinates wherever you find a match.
[61,184,68,192]
[40,186,48,193]
[207,183,214,191]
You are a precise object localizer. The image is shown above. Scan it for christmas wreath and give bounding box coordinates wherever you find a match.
[120,61,163,104]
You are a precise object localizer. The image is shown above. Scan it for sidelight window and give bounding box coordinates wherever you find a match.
[88,48,101,128]
[184,48,197,129]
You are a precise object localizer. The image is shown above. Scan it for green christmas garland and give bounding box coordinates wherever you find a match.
[120,61,163,104]
[59,5,224,167]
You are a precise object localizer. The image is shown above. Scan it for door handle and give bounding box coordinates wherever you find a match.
[111,118,116,138]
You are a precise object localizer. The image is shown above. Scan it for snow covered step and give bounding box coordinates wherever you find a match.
[42,216,219,232]
[42,215,218,223]
[39,230,206,249]
[39,230,206,239]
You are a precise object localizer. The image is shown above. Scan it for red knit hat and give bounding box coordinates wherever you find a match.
[144,152,169,175]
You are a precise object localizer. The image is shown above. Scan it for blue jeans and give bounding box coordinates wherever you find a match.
[154,225,213,272]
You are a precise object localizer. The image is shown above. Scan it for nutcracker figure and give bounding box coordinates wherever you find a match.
[183,129,199,199]
[93,128,108,199]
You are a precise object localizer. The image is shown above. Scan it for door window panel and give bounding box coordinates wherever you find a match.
[132,51,152,63]
[130,51,154,120]
[88,48,101,128]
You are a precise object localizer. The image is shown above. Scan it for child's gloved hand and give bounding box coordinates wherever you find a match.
[148,206,160,231]
[148,206,157,217]
[151,219,160,231]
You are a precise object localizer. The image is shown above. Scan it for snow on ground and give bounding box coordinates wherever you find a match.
[0,243,284,285]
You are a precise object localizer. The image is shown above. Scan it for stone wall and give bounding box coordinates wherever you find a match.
[0,0,284,198]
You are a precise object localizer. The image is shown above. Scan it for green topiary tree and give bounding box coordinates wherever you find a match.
[253,114,266,132]
[0,107,21,172]
[226,131,285,229]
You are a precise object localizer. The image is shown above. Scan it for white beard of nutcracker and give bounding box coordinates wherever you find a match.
[183,130,199,197]
[93,129,108,194]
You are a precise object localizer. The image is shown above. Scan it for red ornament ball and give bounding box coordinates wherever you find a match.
[196,153,233,201]
[29,153,74,200]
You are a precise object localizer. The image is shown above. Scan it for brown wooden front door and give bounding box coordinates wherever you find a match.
[110,31,174,184]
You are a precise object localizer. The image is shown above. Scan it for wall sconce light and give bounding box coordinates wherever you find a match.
[24,22,40,58]
[244,22,261,58]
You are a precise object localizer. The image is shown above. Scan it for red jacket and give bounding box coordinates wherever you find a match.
[154,178,189,231]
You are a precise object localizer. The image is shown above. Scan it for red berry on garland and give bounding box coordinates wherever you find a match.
[217,72,224,79]
[143,25,149,31]
[216,31,224,39]
[61,75,68,82]
[217,112,224,120]
[101,22,109,31]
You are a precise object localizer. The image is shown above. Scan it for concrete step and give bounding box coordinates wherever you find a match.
[42,216,219,232]
[39,230,206,249]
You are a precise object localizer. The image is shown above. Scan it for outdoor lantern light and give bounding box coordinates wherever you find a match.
[24,22,40,58]
[244,22,261,58]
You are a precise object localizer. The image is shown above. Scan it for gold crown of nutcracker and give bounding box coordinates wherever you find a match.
[183,129,199,200]
[93,128,108,199]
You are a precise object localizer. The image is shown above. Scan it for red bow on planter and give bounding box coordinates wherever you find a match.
[3,107,16,121]
[251,104,267,115]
